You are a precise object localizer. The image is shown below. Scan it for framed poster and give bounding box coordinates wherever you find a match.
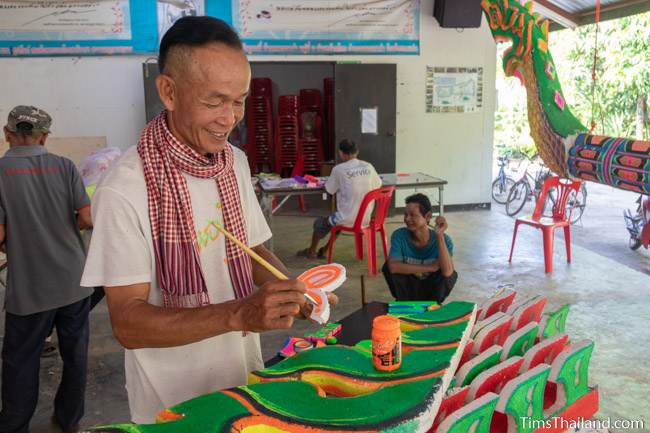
[0,0,157,57]
[207,0,420,55]
[427,66,484,113]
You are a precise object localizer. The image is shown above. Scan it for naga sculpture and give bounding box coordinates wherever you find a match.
[482,0,650,194]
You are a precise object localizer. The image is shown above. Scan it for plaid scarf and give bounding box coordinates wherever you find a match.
[137,111,254,307]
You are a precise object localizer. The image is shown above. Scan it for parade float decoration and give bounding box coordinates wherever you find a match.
[482,0,649,194]
[83,286,598,433]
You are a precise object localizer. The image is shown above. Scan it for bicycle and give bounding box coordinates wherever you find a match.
[505,161,552,217]
[506,162,587,223]
[623,194,650,250]
[491,156,515,204]
[547,182,587,224]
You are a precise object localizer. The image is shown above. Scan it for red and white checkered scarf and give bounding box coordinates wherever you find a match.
[137,111,253,307]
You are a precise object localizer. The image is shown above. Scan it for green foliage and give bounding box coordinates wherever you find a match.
[494,45,538,160]
[550,12,650,139]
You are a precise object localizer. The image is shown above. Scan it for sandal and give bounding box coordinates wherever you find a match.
[296,248,316,259]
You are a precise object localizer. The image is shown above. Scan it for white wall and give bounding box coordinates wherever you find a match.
[0,0,495,206]
[0,56,150,149]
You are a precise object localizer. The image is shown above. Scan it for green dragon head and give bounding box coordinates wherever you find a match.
[481,0,586,147]
[481,0,550,85]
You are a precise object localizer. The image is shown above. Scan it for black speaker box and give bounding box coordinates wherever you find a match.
[434,0,483,28]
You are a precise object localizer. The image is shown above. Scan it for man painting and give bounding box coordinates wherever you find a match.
[81,17,336,423]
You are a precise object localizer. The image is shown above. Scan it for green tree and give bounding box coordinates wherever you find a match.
[494,45,538,160]
[550,12,650,139]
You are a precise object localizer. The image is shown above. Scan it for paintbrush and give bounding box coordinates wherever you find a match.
[210,222,318,305]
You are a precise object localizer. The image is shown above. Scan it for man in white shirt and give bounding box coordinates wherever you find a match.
[81,17,336,423]
[297,139,382,258]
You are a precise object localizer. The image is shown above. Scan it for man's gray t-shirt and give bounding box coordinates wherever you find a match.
[0,145,92,315]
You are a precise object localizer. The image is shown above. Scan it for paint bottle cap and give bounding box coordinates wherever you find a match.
[293,340,313,353]
[372,315,400,332]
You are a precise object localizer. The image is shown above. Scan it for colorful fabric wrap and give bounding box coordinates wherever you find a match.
[137,111,253,307]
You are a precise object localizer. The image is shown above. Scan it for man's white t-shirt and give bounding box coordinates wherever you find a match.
[81,145,271,423]
[325,158,382,226]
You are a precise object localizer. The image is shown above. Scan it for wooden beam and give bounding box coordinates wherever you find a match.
[534,0,579,28]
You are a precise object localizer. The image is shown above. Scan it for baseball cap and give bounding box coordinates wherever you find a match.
[6,105,52,134]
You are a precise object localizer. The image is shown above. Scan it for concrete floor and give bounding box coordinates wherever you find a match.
[1,184,649,433]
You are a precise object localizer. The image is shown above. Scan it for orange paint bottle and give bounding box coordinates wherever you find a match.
[372,315,402,372]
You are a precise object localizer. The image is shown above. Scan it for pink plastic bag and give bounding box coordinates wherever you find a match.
[79,147,122,186]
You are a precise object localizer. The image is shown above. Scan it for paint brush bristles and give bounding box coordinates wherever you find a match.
[211,222,318,305]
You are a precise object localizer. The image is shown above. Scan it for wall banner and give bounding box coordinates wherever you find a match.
[0,0,157,57]
[207,0,420,55]
[0,0,419,57]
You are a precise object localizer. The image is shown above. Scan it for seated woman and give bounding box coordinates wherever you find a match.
[382,193,458,303]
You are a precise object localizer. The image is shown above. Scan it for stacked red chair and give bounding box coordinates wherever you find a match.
[272,94,307,212]
[278,95,298,117]
[274,95,300,176]
[323,78,335,161]
[298,89,324,174]
[246,78,274,174]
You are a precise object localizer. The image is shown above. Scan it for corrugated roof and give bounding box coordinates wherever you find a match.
[533,0,650,29]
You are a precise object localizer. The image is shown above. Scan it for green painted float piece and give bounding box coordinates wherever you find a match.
[398,301,476,325]
[503,323,538,359]
[497,364,551,433]
[239,378,440,427]
[389,301,438,309]
[548,340,594,412]
[83,300,476,433]
[456,346,503,387]
[402,321,470,347]
[355,339,372,351]
[437,392,499,433]
[355,319,470,352]
[540,304,570,339]
[253,345,457,381]
[304,322,341,340]
[89,389,251,433]
[86,378,442,432]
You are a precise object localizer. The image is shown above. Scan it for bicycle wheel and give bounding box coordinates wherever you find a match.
[506,181,530,216]
[567,184,587,224]
[541,187,556,217]
[491,176,515,204]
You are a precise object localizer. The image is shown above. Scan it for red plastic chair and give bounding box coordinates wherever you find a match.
[508,176,582,273]
[327,186,395,276]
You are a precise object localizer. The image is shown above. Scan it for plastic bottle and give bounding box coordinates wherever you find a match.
[372,315,402,371]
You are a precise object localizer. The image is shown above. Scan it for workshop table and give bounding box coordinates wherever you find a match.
[258,172,447,250]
